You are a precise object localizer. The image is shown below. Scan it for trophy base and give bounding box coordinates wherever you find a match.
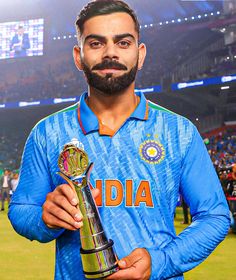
[81,239,119,279]
[84,265,119,279]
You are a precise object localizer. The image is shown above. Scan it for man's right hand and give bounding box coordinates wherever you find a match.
[42,184,99,231]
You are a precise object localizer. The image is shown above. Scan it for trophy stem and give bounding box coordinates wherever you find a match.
[57,170,119,278]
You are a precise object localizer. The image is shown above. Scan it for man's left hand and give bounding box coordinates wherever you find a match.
[106,248,151,280]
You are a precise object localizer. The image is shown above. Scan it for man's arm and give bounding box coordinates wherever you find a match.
[8,127,64,242]
[106,126,230,280]
[148,127,229,279]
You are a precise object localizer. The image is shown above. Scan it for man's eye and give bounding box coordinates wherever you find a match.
[118,41,130,48]
[90,41,102,48]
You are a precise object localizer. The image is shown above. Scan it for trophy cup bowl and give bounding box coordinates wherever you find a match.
[58,143,119,278]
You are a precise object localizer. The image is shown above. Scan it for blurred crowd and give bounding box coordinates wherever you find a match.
[206,128,236,198]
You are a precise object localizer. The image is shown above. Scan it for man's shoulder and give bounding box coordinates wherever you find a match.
[147,100,192,125]
[34,102,79,129]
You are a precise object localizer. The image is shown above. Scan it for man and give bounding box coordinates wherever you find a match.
[10,171,19,194]
[9,1,230,279]
[1,169,11,211]
[10,26,30,58]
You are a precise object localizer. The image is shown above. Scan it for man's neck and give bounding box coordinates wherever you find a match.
[86,84,139,132]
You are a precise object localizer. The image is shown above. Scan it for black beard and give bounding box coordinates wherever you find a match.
[81,59,138,96]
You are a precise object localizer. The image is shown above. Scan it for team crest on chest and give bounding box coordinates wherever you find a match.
[139,139,165,164]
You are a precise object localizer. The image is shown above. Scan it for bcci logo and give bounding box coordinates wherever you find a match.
[139,140,165,164]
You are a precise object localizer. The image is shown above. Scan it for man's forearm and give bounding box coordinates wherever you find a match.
[147,213,230,279]
[8,203,64,243]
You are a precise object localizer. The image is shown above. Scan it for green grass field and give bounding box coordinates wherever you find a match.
[0,207,235,280]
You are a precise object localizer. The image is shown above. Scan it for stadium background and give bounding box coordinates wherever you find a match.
[0,0,235,279]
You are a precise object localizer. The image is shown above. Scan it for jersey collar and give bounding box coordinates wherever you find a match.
[78,91,149,135]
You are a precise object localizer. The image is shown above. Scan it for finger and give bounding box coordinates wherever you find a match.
[91,188,100,199]
[57,184,78,206]
[53,194,83,222]
[43,201,83,228]
[105,267,137,280]
[119,249,143,268]
[43,212,82,231]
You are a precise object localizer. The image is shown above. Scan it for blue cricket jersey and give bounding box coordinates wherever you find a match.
[9,91,230,280]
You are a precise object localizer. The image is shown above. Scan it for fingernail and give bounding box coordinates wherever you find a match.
[119,260,126,267]
[71,198,78,205]
[75,213,83,221]
[74,221,83,228]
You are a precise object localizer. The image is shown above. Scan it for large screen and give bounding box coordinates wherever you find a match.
[0,18,44,60]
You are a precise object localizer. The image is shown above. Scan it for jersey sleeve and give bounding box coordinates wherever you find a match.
[147,125,230,279]
[8,124,65,242]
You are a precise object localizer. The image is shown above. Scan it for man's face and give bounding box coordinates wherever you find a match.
[18,27,24,35]
[74,12,146,95]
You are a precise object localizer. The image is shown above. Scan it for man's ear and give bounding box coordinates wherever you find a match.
[73,45,83,71]
[138,43,147,70]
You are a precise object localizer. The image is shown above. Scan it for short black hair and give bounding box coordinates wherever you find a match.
[75,0,140,39]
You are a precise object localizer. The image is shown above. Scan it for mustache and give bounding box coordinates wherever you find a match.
[92,60,128,71]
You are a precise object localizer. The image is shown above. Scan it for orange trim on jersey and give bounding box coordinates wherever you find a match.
[99,122,115,137]
[77,106,87,135]
[144,101,149,120]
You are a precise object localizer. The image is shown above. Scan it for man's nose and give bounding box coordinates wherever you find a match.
[102,42,119,60]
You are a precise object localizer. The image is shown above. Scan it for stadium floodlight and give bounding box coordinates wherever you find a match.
[150,24,153,27]
[63,36,67,39]
[204,14,208,17]
[196,118,199,121]
[184,18,188,21]
[191,16,195,20]
[172,20,175,23]
[69,35,72,38]
[211,12,214,16]
[144,24,148,28]
[53,37,56,40]
[159,22,163,25]
[177,19,181,23]
[217,11,220,15]
[165,21,169,24]
[198,15,201,19]
[57,36,61,40]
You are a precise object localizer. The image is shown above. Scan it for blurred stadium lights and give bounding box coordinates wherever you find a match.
[51,10,223,41]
